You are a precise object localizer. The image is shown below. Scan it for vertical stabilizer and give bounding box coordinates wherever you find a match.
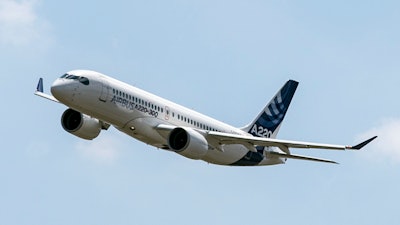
[242,80,298,139]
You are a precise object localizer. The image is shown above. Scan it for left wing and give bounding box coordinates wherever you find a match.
[208,131,377,151]
[155,125,377,164]
[156,124,377,152]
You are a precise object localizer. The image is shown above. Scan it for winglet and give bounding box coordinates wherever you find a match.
[347,136,378,150]
[36,78,44,92]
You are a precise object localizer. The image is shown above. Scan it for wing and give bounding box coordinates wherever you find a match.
[156,125,377,164]
[156,124,377,152]
[34,78,59,103]
[208,131,377,151]
[210,132,377,164]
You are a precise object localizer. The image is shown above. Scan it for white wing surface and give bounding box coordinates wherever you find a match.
[207,131,377,151]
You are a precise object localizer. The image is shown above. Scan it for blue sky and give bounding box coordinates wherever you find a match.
[1,0,400,224]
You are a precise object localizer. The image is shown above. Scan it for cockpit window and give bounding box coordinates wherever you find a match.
[60,73,89,85]
[78,77,89,85]
[67,75,79,80]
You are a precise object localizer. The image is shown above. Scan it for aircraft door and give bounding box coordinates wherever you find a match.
[165,106,170,120]
[99,78,110,102]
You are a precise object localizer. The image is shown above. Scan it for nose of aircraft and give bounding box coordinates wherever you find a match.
[51,78,69,102]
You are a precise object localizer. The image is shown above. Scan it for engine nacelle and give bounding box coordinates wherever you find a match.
[168,127,208,160]
[61,108,101,140]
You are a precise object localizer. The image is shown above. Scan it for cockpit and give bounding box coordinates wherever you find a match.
[60,73,90,85]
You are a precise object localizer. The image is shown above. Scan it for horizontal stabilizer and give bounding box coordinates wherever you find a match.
[268,151,338,164]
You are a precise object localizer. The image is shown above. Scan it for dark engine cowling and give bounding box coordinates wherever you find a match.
[168,127,208,160]
[61,108,102,140]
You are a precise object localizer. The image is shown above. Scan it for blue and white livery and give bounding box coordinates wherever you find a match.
[35,70,377,166]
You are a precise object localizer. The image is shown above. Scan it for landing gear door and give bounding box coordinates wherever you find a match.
[99,78,110,102]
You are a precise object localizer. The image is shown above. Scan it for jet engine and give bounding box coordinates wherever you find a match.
[61,108,102,140]
[168,127,208,160]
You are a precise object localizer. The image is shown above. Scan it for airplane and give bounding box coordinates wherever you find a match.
[35,70,377,166]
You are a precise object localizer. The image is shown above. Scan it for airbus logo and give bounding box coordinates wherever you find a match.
[250,124,273,138]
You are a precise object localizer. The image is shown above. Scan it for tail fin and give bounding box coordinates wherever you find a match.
[241,80,298,138]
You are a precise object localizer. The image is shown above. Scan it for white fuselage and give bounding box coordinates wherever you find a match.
[51,70,284,166]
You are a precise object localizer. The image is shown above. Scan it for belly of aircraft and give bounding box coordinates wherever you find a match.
[201,144,249,165]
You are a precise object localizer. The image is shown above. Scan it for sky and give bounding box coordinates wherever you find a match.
[1,0,400,224]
